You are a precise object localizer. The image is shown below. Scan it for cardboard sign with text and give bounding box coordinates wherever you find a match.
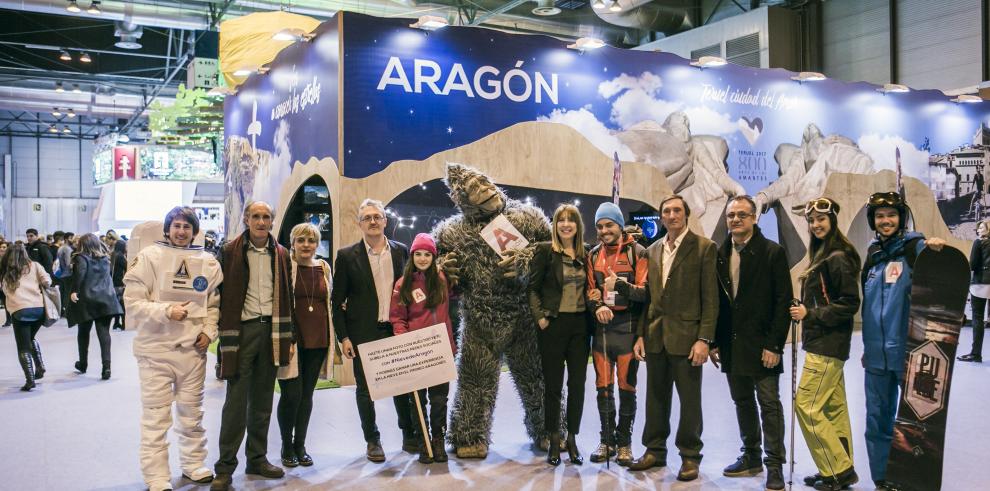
[479,213,529,258]
[156,247,214,317]
[358,323,456,401]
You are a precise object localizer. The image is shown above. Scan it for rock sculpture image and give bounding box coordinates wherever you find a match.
[617,111,746,235]
[756,123,875,260]
[432,163,553,458]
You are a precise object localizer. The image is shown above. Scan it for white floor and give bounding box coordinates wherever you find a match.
[1,320,987,491]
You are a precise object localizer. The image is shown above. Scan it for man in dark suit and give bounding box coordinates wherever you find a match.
[331,198,414,463]
[711,196,792,491]
[629,195,718,482]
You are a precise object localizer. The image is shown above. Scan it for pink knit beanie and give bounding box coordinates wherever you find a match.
[410,233,437,256]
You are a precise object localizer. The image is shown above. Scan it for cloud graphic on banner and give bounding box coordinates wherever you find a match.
[858,134,930,184]
[683,105,739,136]
[598,72,663,99]
[538,106,636,161]
[598,72,737,135]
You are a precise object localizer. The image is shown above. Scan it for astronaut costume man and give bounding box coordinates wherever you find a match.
[124,207,223,491]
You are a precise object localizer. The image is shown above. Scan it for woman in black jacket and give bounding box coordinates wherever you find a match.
[960,220,990,362]
[527,203,591,466]
[68,233,123,380]
[109,239,127,331]
[789,197,862,489]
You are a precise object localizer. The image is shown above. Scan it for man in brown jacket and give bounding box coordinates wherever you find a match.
[629,195,719,482]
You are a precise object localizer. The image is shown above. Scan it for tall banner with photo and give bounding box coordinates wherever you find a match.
[223,18,340,236]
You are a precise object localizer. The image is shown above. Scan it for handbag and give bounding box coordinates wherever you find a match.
[41,285,61,327]
[38,266,62,327]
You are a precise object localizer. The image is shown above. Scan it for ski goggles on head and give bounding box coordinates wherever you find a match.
[868,191,904,209]
[804,197,839,216]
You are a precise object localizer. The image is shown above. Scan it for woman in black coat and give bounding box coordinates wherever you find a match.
[527,203,591,466]
[109,239,127,331]
[960,220,990,362]
[68,233,123,380]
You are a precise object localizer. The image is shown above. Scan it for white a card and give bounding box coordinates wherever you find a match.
[885,261,903,284]
[158,248,212,315]
[479,214,529,258]
[412,288,427,304]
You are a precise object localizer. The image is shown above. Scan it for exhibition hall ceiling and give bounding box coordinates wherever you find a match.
[0,0,787,140]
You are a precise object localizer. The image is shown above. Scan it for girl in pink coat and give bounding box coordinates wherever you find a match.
[390,233,455,464]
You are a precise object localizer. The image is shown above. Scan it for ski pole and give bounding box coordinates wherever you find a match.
[788,299,801,491]
[602,319,611,470]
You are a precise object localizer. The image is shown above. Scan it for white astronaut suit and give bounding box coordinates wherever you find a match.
[123,241,222,491]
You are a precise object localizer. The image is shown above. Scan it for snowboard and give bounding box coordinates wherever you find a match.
[885,246,969,491]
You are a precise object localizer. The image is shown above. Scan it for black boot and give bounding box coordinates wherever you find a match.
[281,442,299,467]
[294,442,313,467]
[101,361,111,380]
[31,339,46,380]
[547,432,561,466]
[566,433,583,465]
[615,389,636,466]
[432,430,448,463]
[418,435,434,464]
[590,388,617,463]
[18,352,35,391]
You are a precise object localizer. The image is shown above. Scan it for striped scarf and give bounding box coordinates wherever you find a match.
[217,231,295,380]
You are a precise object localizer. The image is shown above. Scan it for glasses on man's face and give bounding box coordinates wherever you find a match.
[360,215,385,223]
[725,212,752,220]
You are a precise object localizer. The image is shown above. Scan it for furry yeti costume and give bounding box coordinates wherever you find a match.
[433,163,552,454]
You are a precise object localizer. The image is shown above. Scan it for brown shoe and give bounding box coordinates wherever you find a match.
[677,459,700,481]
[209,473,232,491]
[367,440,386,463]
[628,451,666,471]
[245,461,284,479]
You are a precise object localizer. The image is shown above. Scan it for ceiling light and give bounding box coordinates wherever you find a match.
[66,0,81,13]
[272,27,313,42]
[72,84,82,93]
[410,15,448,31]
[690,56,727,68]
[878,83,909,94]
[114,21,144,50]
[592,0,606,9]
[48,125,58,133]
[533,5,561,16]
[62,126,72,134]
[87,0,101,14]
[609,0,622,12]
[951,94,982,104]
[79,52,92,63]
[53,108,62,117]
[567,37,606,50]
[791,71,826,82]
[117,134,130,143]
[59,49,72,61]
[67,109,76,118]
[55,82,64,92]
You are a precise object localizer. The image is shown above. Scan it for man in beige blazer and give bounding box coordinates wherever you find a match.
[628,195,719,481]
